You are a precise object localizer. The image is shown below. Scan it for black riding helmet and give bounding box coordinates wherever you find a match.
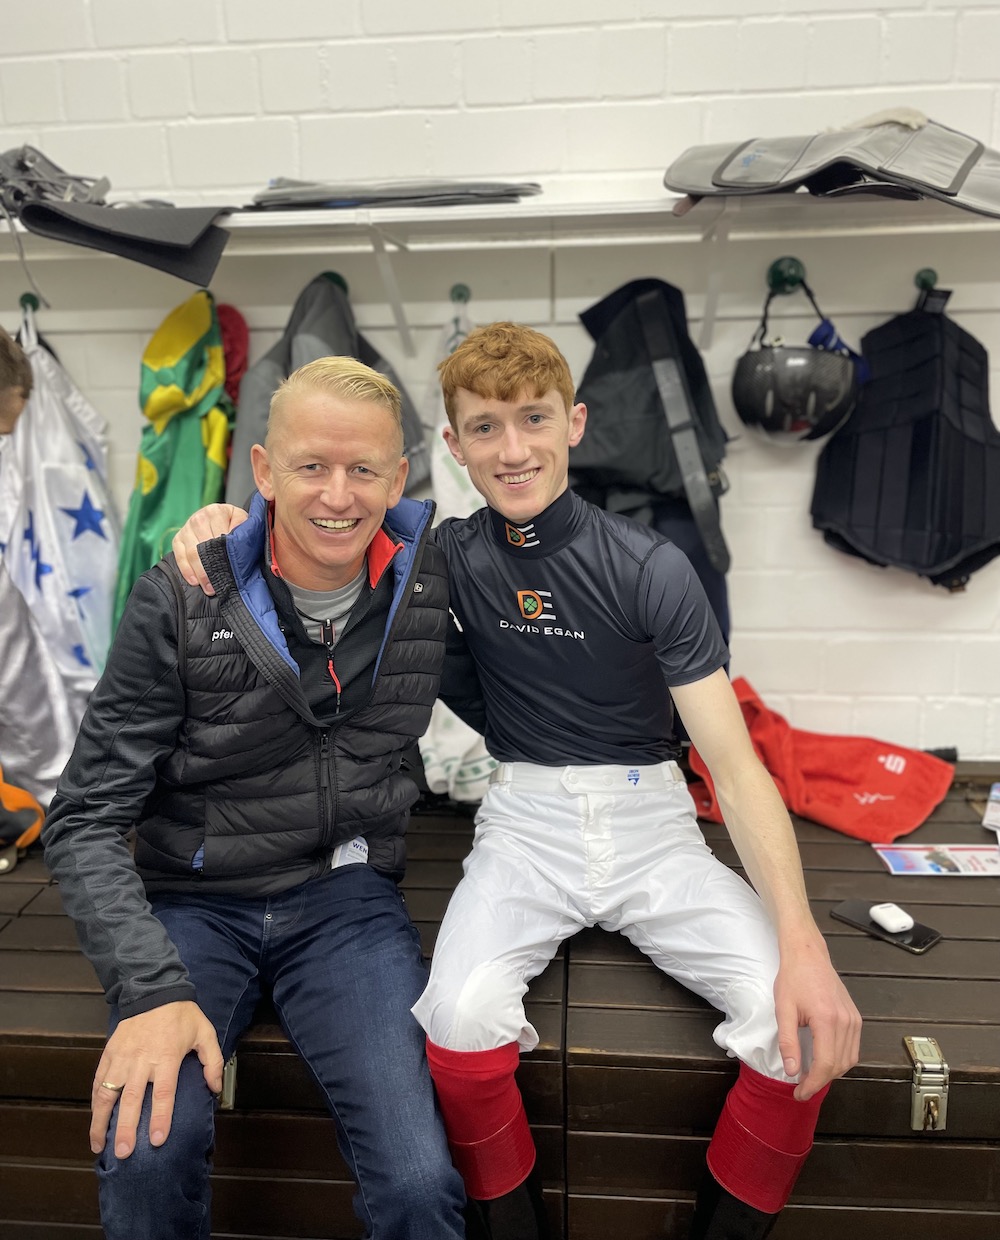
[732,268,863,442]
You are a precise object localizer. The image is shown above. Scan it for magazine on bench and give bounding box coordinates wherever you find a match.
[873,842,1000,876]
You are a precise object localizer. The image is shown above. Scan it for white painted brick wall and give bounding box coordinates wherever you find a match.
[60,57,130,124]
[258,47,326,114]
[126,54,194,120]
[190,49,261,118]
[1,1,999,756]
[463,37,532,107]
[326,42,397,112]
[91,0,224,50]
[883,15,957,86]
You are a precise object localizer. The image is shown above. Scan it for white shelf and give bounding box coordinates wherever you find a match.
[3,188,998,352]
[4,188,999,263]
[221,192,1000,254]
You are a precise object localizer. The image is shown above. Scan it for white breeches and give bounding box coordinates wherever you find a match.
[411,761,805,1084]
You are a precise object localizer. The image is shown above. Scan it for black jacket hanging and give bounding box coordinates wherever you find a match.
[810,307,1000,590]
[568,279,730,573]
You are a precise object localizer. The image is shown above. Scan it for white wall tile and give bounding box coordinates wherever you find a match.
[327,42,397,112]
[669,23,741,96]
[168,118,297,188]
[393,40,460,109]
[1,61,64,125]
[849,697,922,747]
[597,26,667,99]
[738,22,809,93]
[126,54,194,120]
[532,31,603,103]
[882,14,956,87]
[300,113,429,179]
[502,0,639,25]
[427,107,566,177]
[463,36,532,107]
[805,18,881,90]
[4,0,92,55]
[956,11,1000,84]
[190,49,261,117]
[258,47,326,114]
[823,639,956,697]
[59,58,129,124]
[361,0,501,37]
[224,0,361,42]
[40,124,169,191]
[92,0,224,49]
[565,99,702,171]
[922,697,989,760]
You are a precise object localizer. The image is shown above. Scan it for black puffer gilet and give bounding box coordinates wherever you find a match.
[135,493,448,896]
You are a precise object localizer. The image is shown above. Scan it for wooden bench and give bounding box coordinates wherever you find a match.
[2,763,998,1238]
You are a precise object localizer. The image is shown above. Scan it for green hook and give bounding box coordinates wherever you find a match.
[19,292,40,311]
[914,268,938,291]
[450,283,471,304]
[766,257,806,295]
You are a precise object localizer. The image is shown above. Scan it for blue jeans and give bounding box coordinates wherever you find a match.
[96,864,466,1239]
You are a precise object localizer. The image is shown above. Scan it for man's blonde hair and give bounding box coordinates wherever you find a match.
[438,322,575,429]
[268,356,403,448]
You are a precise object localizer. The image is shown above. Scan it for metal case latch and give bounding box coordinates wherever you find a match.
[903,1035,949,1132]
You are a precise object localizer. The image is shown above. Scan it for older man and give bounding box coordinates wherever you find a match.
[43,357,466,1240]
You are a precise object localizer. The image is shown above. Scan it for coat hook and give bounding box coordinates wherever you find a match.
[766,257,806,295]
[19,292,40,311]
[450,283,471,304]
[914,268,949,314]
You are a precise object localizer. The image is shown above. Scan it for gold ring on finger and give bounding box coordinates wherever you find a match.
[99,1080,126,1092]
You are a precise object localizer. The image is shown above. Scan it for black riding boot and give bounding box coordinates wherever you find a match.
[462,1167,550,1240]
[688,1173,779,1240]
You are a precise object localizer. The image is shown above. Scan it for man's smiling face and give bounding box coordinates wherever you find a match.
[443,386,586,523]
[250,388,408,590]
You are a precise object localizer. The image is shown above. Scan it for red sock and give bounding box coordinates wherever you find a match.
[706,1063,829,1214]
[426,1039,536,1200]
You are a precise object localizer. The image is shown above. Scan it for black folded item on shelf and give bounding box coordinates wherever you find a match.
[0,145,233,285]
[248,177,543,209]
[18,200,233,285]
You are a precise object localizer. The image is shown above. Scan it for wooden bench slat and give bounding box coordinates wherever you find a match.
[566,1131,1000,1208]
[567,1007,1000,1082]
[568,961,1000,1025]
[564,1065,1000,1141]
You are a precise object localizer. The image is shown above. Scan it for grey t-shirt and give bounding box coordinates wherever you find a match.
[284,568,366,648]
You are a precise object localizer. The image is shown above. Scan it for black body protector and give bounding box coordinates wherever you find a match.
[810,307,1000,590]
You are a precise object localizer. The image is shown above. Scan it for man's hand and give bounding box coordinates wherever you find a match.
[171,503,248,595]
[91,1001,224,1159]
[774,937,862,1102]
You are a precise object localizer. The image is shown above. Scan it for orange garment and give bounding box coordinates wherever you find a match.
[688,678,954,844]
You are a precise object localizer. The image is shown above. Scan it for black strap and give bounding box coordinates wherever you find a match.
[635,291,730,573]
